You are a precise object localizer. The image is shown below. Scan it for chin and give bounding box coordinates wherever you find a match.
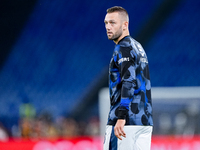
[107,35,119,41]
[107,36,113,40]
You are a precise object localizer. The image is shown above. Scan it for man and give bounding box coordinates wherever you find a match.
[103,6,153,150]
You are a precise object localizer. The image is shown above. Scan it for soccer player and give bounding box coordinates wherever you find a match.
[103,6,153,150]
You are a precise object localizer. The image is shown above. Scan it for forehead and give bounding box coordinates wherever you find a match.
[104,12,120,21]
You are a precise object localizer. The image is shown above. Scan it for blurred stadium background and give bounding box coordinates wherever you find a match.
[0,0,200,149]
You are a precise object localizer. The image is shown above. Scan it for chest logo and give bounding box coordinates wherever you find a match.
[118,57,130,64]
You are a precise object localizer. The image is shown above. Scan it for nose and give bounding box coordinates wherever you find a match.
[106,23,111,31]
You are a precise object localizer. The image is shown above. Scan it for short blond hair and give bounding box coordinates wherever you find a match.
[107,6,129,22]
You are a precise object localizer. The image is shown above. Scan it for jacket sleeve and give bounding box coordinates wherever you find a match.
[117,46,137,119]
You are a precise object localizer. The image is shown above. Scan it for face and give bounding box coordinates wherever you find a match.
[104,12,123,42]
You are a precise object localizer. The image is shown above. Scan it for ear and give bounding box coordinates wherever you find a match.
[122,21,128,30]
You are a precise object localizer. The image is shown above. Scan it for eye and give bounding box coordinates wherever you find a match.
[110,21,115,24]
[104,21,108,25]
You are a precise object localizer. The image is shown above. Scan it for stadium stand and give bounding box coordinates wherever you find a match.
[0,0,199,136]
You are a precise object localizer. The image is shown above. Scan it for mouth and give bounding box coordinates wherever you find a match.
[107,32,113,36]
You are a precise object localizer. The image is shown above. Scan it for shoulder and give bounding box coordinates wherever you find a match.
[117,36,136,55]
[118,36,132,47]
[118,36,142,51]
[120,36,146,57]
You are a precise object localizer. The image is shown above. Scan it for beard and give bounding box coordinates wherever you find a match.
[107,26,123,41]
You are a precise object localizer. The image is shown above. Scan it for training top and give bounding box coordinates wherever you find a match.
[108,36,153,126]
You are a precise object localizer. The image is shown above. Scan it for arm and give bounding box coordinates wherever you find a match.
[114,46,136,140]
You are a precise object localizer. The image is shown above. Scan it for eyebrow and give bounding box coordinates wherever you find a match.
[104,19,115,23]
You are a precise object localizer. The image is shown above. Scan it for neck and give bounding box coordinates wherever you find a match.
[114,30,130,44]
